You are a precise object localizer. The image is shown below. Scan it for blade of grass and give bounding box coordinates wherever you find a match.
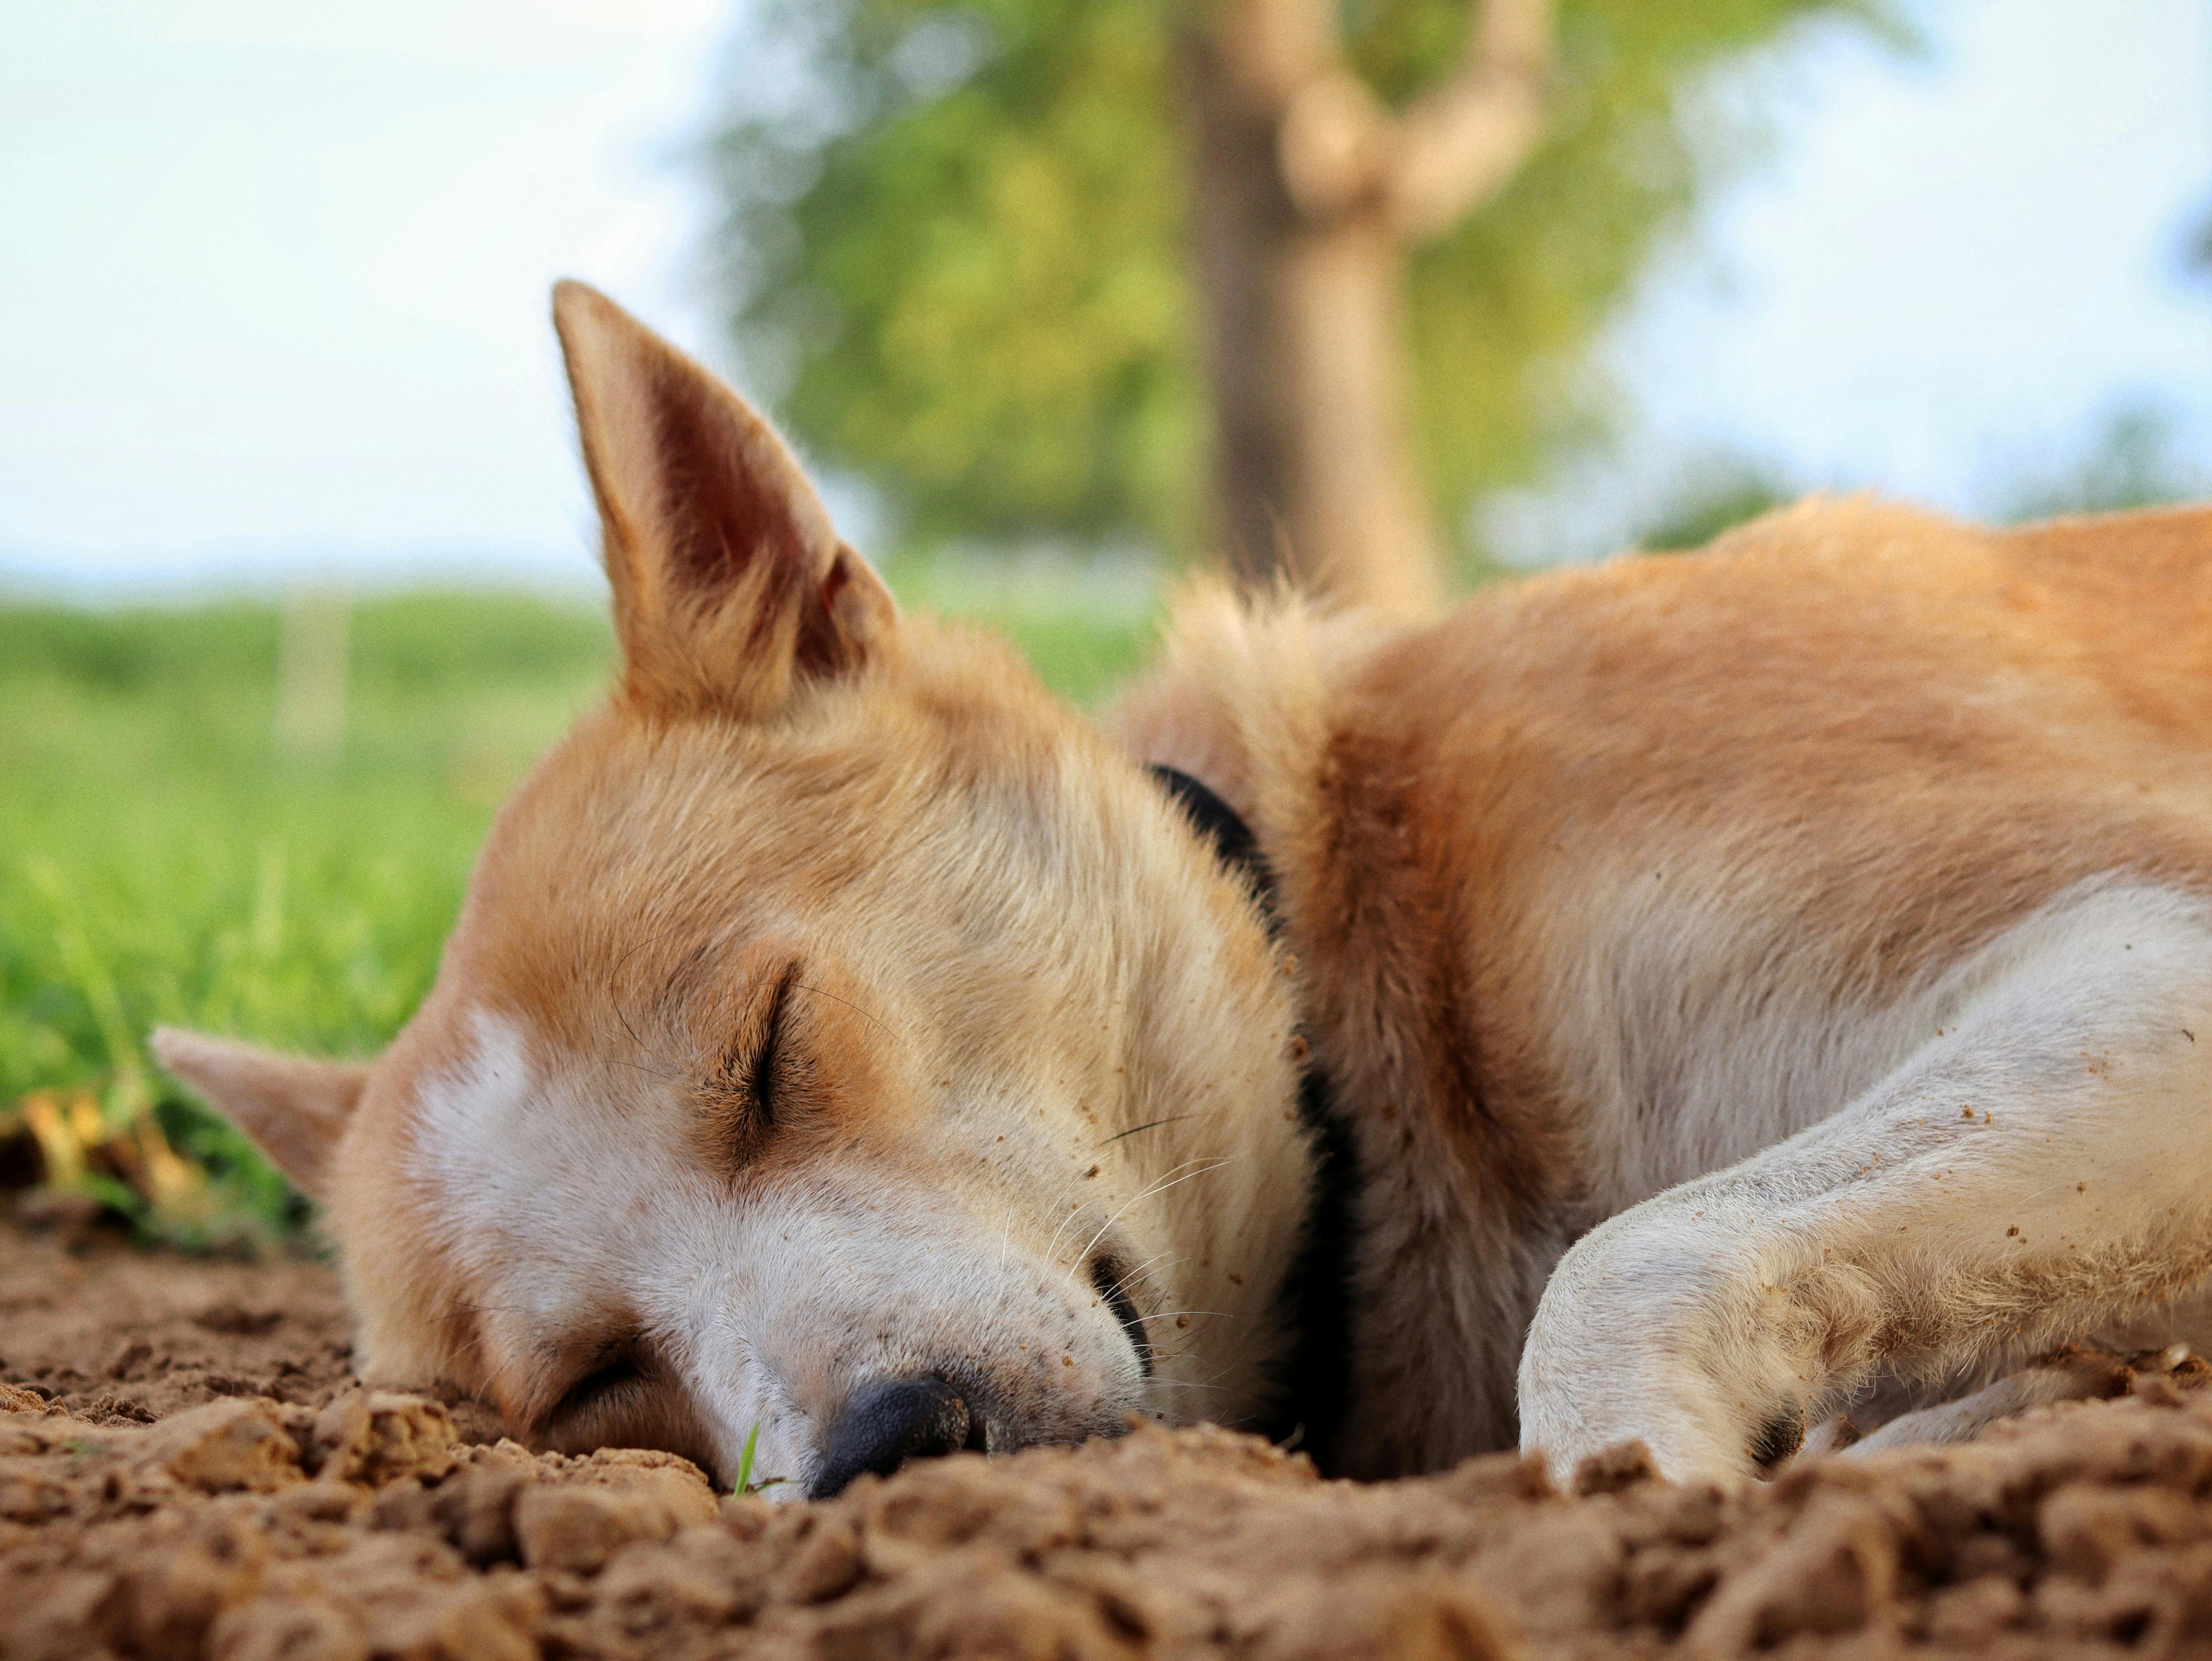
[733,1421,760,1494]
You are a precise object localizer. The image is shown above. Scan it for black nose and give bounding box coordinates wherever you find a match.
[810,1375,984,1499]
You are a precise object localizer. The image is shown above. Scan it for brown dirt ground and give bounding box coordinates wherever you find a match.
[12,1217,2212,1660]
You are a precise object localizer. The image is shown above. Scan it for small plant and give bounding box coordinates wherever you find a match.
[732,1422,760,1494]
[729,1421,790,1495]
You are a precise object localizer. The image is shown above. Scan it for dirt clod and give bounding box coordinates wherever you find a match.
[17,1220,2212,1657]
[147,1396,308,1493]
[311,1389,456,1487]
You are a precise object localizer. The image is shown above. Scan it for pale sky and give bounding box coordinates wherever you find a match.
[1533,0,2212,562]
[3,0,2209,590]
[1650,0,2212,497]
[2,0,736,590]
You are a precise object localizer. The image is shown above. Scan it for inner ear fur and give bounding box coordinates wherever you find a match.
[551,280,896,717]
[151,1027,367,1200]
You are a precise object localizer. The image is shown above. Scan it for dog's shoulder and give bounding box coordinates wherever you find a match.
[1104,579,1403,840]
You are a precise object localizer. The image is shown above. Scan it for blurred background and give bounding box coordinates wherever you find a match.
[6,0,2210,1240]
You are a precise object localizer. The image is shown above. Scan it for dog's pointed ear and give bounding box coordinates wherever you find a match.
[551,280,897,716]
[151,1027,367,1200]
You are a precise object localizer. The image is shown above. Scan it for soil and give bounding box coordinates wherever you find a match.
[12,1217,2212,1659]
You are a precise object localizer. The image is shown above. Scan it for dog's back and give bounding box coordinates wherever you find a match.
[1117,496,2212,1474]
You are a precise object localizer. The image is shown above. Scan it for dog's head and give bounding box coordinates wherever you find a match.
[155,284,1315,1494]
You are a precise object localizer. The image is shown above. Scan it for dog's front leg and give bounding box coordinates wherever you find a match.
[1518,883,2212,1484]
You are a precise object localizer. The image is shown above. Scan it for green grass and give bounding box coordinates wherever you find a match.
[0,572,1158,1245]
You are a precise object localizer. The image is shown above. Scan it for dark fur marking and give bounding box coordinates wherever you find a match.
[1147,764,1355,1471]
[1751,1403,1805,1469]
[1090,1255,1154,1378]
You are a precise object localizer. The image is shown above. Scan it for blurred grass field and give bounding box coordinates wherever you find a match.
[0,569,1157,1246]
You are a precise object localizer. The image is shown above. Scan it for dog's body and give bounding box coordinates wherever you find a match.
[157,287,2212,1496]
[1118,511,2212,1480]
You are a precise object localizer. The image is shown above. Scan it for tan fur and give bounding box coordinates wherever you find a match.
[158,287,2212,1492]
[1116,496,2212,1475]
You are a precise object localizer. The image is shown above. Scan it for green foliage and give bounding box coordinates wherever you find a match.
[714,0,1894,571]
[2001,401,2204,524]
[1624,399,2210,559]
[0,578,1155,1245]
[1633,451,1800,551]
[0,594,613,1247]
[720,0,1198,549]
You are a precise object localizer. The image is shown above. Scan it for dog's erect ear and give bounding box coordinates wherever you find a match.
[551,280,897,717]
[151,1027,367,1200]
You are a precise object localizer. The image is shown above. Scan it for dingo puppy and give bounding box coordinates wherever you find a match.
[156,284,2212,1495]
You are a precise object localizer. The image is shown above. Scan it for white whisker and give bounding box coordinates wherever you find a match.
[1104,1248,1182,1303]
[1042,1196,1090,1266]
[1076,1160,1230,1267]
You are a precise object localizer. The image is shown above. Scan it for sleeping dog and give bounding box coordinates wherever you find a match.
[158,283,2212,1496]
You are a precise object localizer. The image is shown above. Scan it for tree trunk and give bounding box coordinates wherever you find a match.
[1179,0,1554,615]
[1185,30,1441,615]
[1278,218,1443,614]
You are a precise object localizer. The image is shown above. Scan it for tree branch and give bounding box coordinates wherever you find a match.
[1272,0,1556,239]
[1385,0,1556,241]
[1277,69,1394,219]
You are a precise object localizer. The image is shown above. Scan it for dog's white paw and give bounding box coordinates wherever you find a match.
[1517,1300,1775,1485]
[1518,1360,1769,1486]
[1515,1210,1819,1486]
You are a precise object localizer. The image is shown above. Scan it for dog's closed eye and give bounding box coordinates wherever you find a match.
[547,1343,650,1427]
[706,963,803,1167]
[538,1338,724,1478]
[744,966,795,1127]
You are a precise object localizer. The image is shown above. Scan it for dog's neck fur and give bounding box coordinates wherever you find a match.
[1145,762,1358,1466]
[1109,586,1561,1475]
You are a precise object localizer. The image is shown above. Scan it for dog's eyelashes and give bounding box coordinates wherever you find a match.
[1089,1254,1152,1378]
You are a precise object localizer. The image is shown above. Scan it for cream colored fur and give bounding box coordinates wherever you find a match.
[156,285,2212,1493]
